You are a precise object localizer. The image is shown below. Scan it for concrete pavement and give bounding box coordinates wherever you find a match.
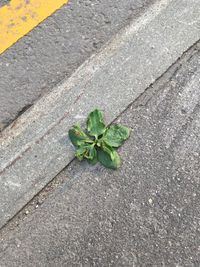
[1,43,200,266]
[0,0,156,130]
[1,0,200,229]
[1,0,200,265]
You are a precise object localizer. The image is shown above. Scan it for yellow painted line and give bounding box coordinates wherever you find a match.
[0,0,68,54]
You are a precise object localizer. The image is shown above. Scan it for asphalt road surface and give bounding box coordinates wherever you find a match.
[1,42,200,267]
[0,0,156,130]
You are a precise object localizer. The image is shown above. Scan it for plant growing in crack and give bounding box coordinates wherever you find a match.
[69,109,130,169]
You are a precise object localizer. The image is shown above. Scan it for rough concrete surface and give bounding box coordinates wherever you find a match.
[1,45,200,266]
[0,0,157,130]
[0,0,200,230]
[0,0,200,229]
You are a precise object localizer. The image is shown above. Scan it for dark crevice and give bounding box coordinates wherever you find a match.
[0,104,33,132]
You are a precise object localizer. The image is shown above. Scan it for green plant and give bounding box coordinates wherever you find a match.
[68,109,130,169]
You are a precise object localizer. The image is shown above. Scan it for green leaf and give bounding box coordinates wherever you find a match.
[75,145,87,160]
[97,143,121,169]
[87,148,98,165]
[88,156,98,165]
[69,125,92,147]
[75,144,96,162]
[87,109,106,139]
[103,124,130,148]
[84,145,97,160]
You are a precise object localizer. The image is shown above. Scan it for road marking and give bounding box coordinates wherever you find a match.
[0,0,68,54]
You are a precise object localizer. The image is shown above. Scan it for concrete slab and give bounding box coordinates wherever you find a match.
[0,0,200,229]
[1,45,200,266]
[0,0,157,130]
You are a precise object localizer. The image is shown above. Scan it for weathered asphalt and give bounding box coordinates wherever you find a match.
[1,0,200,229]
[1,42,200,267]
[1,1,200,265]
[0,0,156,130]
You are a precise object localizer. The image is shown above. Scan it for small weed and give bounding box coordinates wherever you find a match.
[69,109,130,169]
